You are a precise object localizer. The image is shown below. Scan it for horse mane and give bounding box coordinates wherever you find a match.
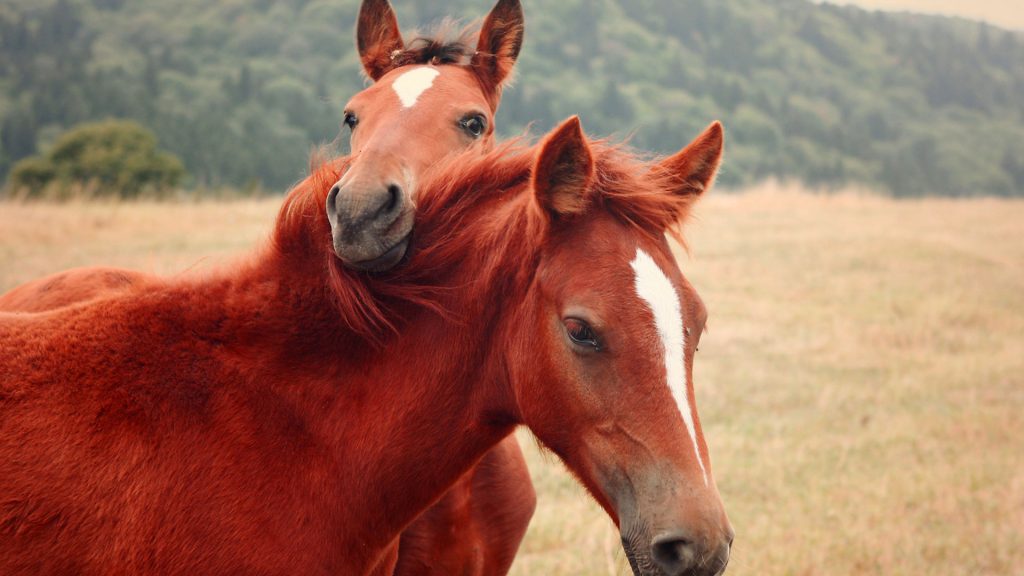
[393,19,480,68]
[269,136,697,347]
[590,144,696,247]
[268,149,482,346]
[413,137,698,244]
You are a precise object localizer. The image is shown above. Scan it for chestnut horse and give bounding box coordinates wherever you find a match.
[0,116,732,575]
[0,1,535,574]
[329,0,524,271]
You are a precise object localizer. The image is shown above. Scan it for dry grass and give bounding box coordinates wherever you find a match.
[1,184,1021,575]
[0,197,275,286]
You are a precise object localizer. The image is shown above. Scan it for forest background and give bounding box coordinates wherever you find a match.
[1,0,1023,197]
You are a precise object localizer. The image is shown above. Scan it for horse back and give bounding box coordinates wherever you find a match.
[0,267,151,313]
[0,295,349,575]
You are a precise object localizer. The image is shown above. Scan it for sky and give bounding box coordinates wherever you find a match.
[819,0,1024,30]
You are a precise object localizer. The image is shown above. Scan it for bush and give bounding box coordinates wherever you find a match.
[8,157,56,194]
[7,120,185,198]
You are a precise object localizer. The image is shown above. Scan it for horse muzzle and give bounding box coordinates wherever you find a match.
[621,523,732,576]
[327,178,414,272]
[608,467,732,576]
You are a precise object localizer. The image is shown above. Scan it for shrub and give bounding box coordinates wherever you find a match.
[8,120,185,198]
[8,157,56,195]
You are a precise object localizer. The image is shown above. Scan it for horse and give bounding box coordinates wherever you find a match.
[0,1,535,574]
[329,0,524,272]
[0,116,732,575]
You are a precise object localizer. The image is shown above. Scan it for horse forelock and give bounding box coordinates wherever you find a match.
[590,143,699,248]
[395,19,481,68]
[388,19,507,111]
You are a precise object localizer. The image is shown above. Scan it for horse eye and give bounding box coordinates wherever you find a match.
[564,318,600,351]
[343,112,359,130]
[460,115,486,138]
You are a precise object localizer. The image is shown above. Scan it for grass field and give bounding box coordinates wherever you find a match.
[1,186,1021,575]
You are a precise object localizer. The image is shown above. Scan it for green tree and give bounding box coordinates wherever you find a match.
[2,0,1024,196]
[7,120,185,198]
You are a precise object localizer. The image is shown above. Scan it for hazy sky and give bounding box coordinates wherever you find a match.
[820,0,1024,30]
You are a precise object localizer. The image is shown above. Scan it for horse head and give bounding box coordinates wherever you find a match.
[327,0,524,272]
[508,118,733,576]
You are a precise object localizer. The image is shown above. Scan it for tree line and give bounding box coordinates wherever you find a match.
[1,0,1022,196]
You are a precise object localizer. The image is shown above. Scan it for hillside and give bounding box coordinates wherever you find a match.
[1,0,1022,195]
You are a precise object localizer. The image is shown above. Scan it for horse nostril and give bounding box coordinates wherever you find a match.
[326,185,340,218]
[650,532,698,576]
[715,539,733,576]
[383,184,402,215]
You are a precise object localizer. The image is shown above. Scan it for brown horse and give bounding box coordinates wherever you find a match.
[0,116,731,575]
[0,1,534,575]
[329,0,523,271]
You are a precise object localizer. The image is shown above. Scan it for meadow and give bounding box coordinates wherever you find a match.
[1,186,1021,575]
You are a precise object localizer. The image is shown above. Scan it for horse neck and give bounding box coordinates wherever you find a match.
[186,177,540,563]
[325,190,544,554]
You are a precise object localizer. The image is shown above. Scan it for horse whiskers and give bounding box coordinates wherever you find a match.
[622,519,660,576]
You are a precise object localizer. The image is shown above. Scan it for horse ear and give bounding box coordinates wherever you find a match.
[472,0,524,92]
[656,121,724,200]
[356,0,405,81]
[533,116,595,218]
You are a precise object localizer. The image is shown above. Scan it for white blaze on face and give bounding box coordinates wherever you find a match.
[392,67,441,109]
[630,248,709,486]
